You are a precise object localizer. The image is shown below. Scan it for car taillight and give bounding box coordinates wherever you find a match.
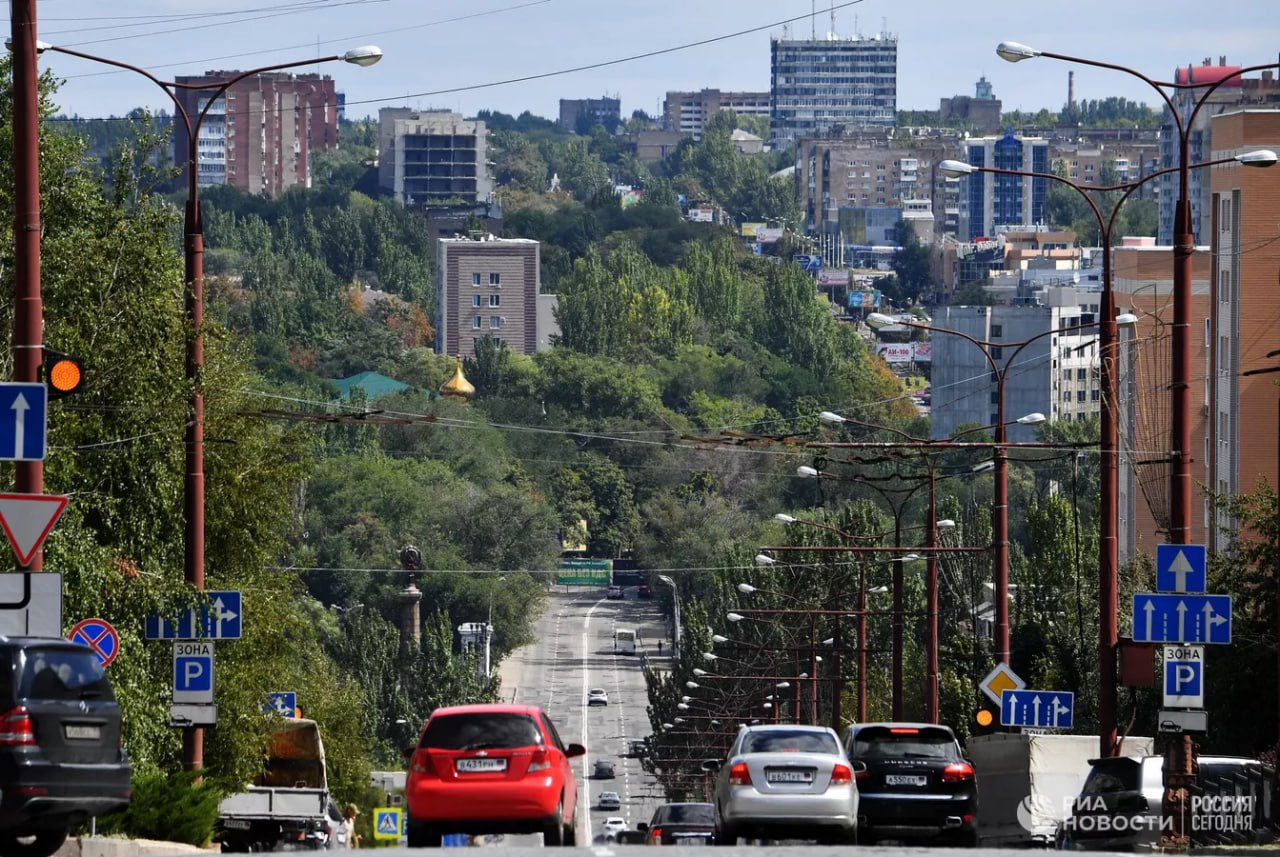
[409,749,437,777]
[0,707,35,746]
[729,762,752,786]
[528,749,551,772]
[942,761,975,783]
[830,763,853,785]
[649,827,662,844]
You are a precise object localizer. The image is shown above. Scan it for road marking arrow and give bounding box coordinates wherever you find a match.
[10,394,28,459]
[1167,551,1194,592]
[1176,601,1187,641]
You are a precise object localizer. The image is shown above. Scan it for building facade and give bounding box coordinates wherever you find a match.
[378,109,491,209]
[957,132,1051,241]
[662,89,771,141]
[559,97,621,132]
[939,76,1003,135]
[927,293,1100,443]
[436,236,543,358]
[770,32,897,146]
[171,71,341,198]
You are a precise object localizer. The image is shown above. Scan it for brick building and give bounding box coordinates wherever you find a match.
[436,236,555,358]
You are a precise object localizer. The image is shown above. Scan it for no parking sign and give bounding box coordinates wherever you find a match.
[68,617,120,667]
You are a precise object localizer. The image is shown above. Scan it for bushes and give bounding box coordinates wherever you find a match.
[92,770,224,847]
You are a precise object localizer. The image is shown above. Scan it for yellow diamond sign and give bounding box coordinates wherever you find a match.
[980,662,1026,705]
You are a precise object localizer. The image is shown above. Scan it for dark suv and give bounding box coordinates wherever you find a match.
[0,637,132,857]
[842,722,977,846]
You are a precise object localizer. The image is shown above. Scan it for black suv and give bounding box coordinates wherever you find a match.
[0,637,131,857]
[843,722,977,847]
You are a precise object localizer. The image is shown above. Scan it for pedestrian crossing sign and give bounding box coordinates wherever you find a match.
[374,807,402,841]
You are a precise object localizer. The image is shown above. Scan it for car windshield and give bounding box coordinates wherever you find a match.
[19,648,114,701]
[1080,758,1141,794]
[741,729,838,754]
[851,726,960,760]
[420,712,542,750]
[657,804,715,824]
[590,688,606,695]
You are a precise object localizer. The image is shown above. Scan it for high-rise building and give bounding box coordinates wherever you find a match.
[769,31,897,147]
[559,97,621,132]
[378,109,491,210]
[436,235,555,358]
[956,132,1051,241]
[171,71,341,198]
[662,89,771,141]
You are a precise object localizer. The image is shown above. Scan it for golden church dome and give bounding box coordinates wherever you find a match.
[439,360,475,400]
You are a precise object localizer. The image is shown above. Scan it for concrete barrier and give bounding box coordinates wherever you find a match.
[54,836,214,857]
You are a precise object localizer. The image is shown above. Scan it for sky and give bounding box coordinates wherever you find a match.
[18,0,1280,122]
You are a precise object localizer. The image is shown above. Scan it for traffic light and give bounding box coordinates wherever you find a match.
[42,348,85,399]
[973,706,997,735]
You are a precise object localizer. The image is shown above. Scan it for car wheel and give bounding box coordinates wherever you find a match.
[0,829,70,857]
[564,815,578,847]
[406,820,442,848]
[543,799,565,847]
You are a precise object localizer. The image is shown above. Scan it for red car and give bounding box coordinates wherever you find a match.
[404,704,585,847]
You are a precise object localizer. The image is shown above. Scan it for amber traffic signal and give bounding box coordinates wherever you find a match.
[42,348,85,399]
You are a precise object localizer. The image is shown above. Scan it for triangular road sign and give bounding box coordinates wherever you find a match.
[0,493,68,566]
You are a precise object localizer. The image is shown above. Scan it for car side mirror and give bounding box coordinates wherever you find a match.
[701,759,722,773]
[566,743,587,759]
[636,822,648,832]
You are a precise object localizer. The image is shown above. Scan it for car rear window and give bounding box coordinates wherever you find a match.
[658,804,714,823]
[850,726,959,760]
[742,729,839,754]
[1081,758,1140,793]
[421,712,542,750]
[18,648,114,701]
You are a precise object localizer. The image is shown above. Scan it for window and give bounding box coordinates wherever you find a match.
[1062,391,1072,401]
[471,316,482,329]
[1077,391,1086,402]
[490,316,502,329]
[1076,368,1086,380]
[1219,336,1229,372]
[991,346,1003,360]
[489,272,501,286]
[990,391,999,404]
[1091,389,1100,401]
[471,273,481,286]
[991,324,1003,338]
[489,294,501,308]
[471,295,481,308]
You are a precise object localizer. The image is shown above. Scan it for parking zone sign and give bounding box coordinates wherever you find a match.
[173,640,215,704]
[1163,646,1204,708]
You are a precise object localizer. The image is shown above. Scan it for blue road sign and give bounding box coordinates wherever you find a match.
[173,640,214,704]
[1132,593,1231,644]
[1163,647,1204,708]
[1000,689,1074,729]
[266,691,297,717]
[443,834,470,847]
[69,618,120,667]
[1156,544,1206,593]
[0,383,47,462]
[374,809,402,841]
[145,590,243,640]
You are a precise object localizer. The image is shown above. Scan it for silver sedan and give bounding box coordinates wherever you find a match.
[704,724,858,845]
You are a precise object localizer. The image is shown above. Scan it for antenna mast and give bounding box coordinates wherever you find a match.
[811,1,815,39]
[830,1,836,37]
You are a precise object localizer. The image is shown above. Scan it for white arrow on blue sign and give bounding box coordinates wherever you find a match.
[1132,593,1231,644]
[1000,689,1074,729]
[145,591,243,640]
[0,383,47,462]
[173,640,215,704]
[266,691,297,717]
[1156,544,1206,593]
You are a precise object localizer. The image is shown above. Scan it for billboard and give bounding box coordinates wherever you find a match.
[740,222,767,238]
[793,254,822,273]
[556,559,613,586]
[875,343,931,363]
[755,227,784,244]
[687,207,715,223]
[847,290,881,310]
[817,269,850,287]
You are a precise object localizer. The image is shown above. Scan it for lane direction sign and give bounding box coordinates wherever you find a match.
[0,383,47,461]
[0,493,68,566]
[0,572,61,636]
[145,590,243,640]
[1000,689,1074,729]
[1163,646,1204,708]
[68,617,120,667]
[1156,544,1206,593]
[173,640,215,704]
[266,691,298,717]
[980,662,1026,705]
[1132,593,1231,644]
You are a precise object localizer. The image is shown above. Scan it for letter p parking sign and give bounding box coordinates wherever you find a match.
[1162,646,1203,708]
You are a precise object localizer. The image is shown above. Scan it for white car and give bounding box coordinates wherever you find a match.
[588,687,609,706]
[603,817,627,834]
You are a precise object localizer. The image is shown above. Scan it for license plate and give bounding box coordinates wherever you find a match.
[223,819,251,830]
[64,724,100,740]
[766,769,813,783]
[886,774,927,786]
[456,757,507,772]
[675,835,711,846]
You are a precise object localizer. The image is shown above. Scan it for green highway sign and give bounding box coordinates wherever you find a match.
[556,558,612,586]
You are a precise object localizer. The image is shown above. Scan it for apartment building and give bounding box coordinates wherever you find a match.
[956,132,1051,241]
[927,292,1100,443]
[378,109,491,209]
[1157,60,1280,245]
[1206,109,1280,551]
[662,89,770,141]
[770,32,897,147]
[559,97,621,132]
[171,71,341,197]
[436,236,551,358]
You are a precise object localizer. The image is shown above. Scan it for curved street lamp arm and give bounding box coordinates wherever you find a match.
[1027,48,1179,135]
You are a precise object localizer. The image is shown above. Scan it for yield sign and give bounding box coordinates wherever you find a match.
[0,493,69,565]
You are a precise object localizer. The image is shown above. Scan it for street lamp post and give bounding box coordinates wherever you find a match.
[658,575,680,661]
[38,42,382,771]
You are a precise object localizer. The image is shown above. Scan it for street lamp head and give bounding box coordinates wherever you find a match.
[674,717,686,724]
[938,159,976,178]
[798,672,808,679]
[1116,312,1139,327]
[1237,149,1278,167]
[754,553,778,565]
[711,719,721,726]
[937,519,957,530]
[996,40,1041,62]
[866,312,895,329]
[822,637,835,645]
[686,681,700,689]
[737,583,758,594]
[726,612,745,623]
[1016,412,1047,425]
[681,696,693,703]
[712,634,730,643]
[818,411,847,424]
[662,722,675,729]
[341,45,384,67]
[693,668,709,676]
[774,513,797,523]
[795,465,820,479]
[677,703,690,710]
[972,460,995,473]
[775,682,791,689]
[899,553,922,562]
[762,702,773,709]
[657,574,676,587]
[701,652,718,661]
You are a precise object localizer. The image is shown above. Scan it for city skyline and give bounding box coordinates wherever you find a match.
[27,0,1279,122]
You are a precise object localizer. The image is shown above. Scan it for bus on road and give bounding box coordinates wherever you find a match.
[614,628,637,654]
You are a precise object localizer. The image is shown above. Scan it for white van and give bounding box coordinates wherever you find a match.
[614,628,637,654]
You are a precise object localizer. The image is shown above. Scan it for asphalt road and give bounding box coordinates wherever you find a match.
[497,586,671,845]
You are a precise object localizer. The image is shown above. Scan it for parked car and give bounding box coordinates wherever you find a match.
[587,687,609,706]
[842,722,977,846]
[319,800,348,850]
[603,817,627,834]
[627,738,648,759]
[637,585,653,599]
[404,703,585,847]
[606,585,624,600]
[704,724,857,845]
[593,758,616,779]
[597,791,622,811]
[638,802,716,846]
[0,637,132,857]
